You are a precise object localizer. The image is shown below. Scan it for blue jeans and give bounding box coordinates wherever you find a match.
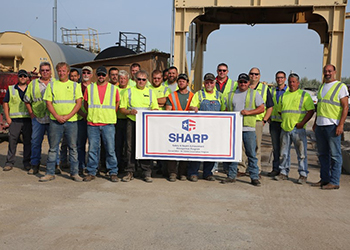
[46,120,78,175]
[228,131,259,180]
[31,117,59,166]
[269,121,282,172]
[86,124,118,176]
[188,161,214,178]
[77,119,88,170]
[279,127,308,177]
[315,125,342,185]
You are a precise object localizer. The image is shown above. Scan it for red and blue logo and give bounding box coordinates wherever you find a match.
[182,119,196,131]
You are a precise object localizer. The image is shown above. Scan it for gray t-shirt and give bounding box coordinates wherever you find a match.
[229,89,264,131]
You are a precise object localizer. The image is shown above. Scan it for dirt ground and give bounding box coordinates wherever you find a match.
[0,127,349,250]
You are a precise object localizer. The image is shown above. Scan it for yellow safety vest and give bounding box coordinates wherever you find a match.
[8,85,30,118]
[280,89,309,132]
[117,85,131,119]
[25,78,52,118]
[317,81,346,121]
[48,80,79,121]
[87,83,117,124]
[226,88,257,128]
[270,86,288,122]
[255,83,268,121]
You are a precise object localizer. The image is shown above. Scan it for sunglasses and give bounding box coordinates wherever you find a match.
[82,72,91,75]
[97,73,106,77]
[137,78,147,82]
[249,73,259,76]
[218,69,227,72]
[40,69,50,72]
[19,75,28,78]
[239,80,248,84]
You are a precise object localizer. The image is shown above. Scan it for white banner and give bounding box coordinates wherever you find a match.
[135,111,242,162]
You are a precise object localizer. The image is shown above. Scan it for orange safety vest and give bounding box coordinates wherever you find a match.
[168,91,194,111]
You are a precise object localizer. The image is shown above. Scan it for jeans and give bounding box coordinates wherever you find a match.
[315,125,342,185]
[77,119,88,170]
[86,124,118,176]
[279,127,308,177]
[115,119,127,171]
[167,161,188,177]
[31,117,59,166]
[124,119,152,177]
[228,131,259,180]
[269,121,282,172]
[46,120,78,175]
[59,137,68,164]
[188,161,214,178]
[5,119,31,167]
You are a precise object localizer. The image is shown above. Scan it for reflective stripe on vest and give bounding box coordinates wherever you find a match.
[127,88,153,110]
[227,88,256,127]
[317,81,342,107]
[316,81,345,121]
[255,83,268,121]
[9,85,30,118]
[163,87,169,95]
[88,84,115,109]
[50,81,77,104]
[281,91,307,114]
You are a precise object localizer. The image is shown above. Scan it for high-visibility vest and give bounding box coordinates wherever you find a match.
[317,81,346,121]
[26,78,52,118]
[77,83,91,120]
[280,89,309,132]
[226,88,257,128]
[8,85,30,118]
[255,83,268,121]
[215,78,238,95]
[49,80,79,121]
[270,86,288,122]
[168,91,194,111]
[117,86,131,119]
[87,83,117,124]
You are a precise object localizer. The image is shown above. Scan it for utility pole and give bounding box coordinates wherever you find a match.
[53,0,57,42]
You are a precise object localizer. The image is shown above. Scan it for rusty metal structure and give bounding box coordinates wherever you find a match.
[173,0,348,90]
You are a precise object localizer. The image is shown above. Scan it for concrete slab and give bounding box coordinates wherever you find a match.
[0,130,349,250]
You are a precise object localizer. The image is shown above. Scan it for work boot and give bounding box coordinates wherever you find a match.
[110,174,119,182]
[297,175,307,185]
[169,173,177,182]
[3,166,13,171]
[144,176,153,183]
[251,179,261,186]
[83,175,96,182]
[55,165,61,174]
[274,173,288,181]
[71,174,83,182]
[189,175,198,182]
[122,172,134,182]
[28,164,39,175]
[39,175,55,182]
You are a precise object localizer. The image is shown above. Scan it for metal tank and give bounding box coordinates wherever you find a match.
[0,31,95,77]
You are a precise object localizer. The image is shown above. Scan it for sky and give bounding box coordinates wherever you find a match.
[1,0,350,83]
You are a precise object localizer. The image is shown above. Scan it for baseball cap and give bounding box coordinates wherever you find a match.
[82,66,93,73]
[18,69,29,77]
[238,73,249,82]
[177,73,189,81]
[204,73,215,81]
[96,66,107,75]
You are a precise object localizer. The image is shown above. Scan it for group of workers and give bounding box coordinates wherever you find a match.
[2,61,348,189]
